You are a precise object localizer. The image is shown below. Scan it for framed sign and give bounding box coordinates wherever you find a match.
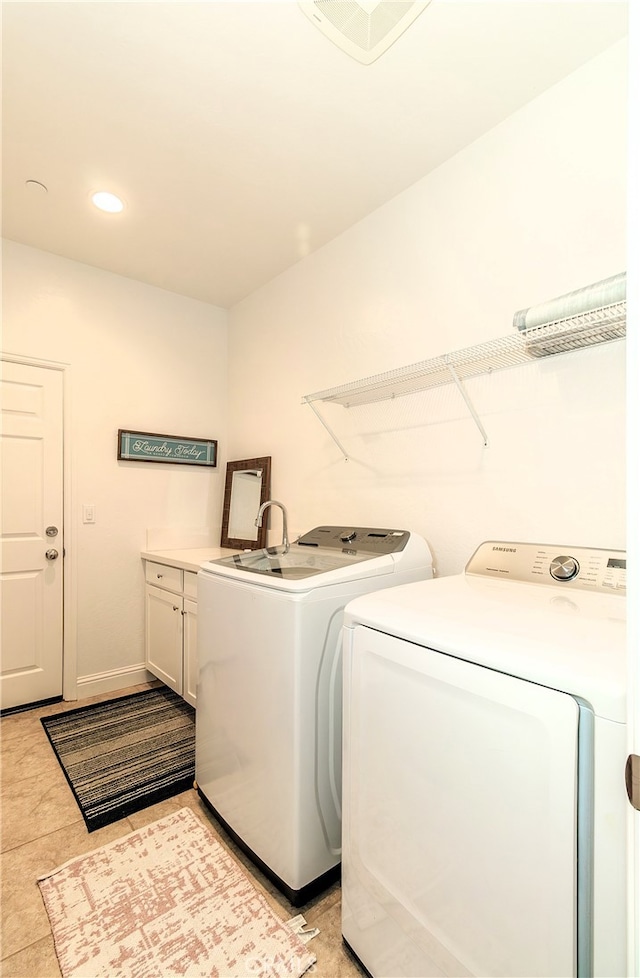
[117,429,217,467]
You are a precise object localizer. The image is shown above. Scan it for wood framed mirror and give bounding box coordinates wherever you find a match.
[220,456,272,550]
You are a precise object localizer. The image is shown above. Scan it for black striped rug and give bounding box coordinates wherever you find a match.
[41,686,195,832]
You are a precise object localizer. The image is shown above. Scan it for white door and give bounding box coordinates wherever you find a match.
[1,360,64,709]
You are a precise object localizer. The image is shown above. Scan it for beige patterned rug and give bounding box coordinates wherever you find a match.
[38,807,317,978]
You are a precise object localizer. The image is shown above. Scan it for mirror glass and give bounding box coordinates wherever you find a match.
[220,456,271,550]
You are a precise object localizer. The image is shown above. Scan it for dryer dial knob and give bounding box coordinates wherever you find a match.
[341,530,357,543]
[550,555,580,581]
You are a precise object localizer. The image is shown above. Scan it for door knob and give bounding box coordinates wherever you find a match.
[45,549,59,560]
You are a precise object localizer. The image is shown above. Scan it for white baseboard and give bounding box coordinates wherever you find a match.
[75,663,155,701]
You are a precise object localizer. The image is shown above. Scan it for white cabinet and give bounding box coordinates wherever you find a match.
[145,583,184,694]
[144,560,199,708]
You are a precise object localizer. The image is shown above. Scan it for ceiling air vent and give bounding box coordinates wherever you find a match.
[299,1,432,65]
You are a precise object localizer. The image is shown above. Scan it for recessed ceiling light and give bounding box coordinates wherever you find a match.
[91,191,124,214]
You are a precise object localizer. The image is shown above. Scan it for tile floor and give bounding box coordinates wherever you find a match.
[1,684,366,978]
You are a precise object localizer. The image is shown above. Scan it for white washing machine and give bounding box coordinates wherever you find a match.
[195,525,433,905]
[342,540,627,978]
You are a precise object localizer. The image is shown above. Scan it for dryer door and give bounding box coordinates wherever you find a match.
[342,625,583,978]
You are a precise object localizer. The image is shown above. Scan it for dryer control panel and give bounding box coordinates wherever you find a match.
[466,541,626,593]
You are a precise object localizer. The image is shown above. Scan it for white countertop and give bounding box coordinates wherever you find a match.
[141,546,242,573]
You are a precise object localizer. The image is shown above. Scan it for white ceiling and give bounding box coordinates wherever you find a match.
[2,1,627,309]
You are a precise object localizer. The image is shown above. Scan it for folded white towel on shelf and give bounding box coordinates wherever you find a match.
[513,271,626,331]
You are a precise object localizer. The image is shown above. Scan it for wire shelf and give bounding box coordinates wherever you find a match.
[303,301,626,409]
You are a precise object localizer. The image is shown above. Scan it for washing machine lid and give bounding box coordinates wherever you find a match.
[344,541,626,721]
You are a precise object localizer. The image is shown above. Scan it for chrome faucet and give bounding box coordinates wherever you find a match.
[255,499,290,554]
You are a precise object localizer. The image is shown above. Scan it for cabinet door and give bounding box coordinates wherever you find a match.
[182,597,198,708]
[145,584,183,694]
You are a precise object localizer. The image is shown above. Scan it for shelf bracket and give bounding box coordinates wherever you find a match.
[303,396,350,461]
[445,360,489,446]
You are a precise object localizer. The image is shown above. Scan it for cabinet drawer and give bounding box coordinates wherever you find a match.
[183,571,198,600]
[145,560,183,594]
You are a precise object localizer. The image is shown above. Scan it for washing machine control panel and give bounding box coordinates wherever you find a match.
[466,541,626,593]
[297,526,410,555]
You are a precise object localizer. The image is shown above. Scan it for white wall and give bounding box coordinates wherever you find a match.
[227,41,628,577]
[2,242,229,694]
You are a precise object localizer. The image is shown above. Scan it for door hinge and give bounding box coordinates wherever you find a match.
[625,754,640,812]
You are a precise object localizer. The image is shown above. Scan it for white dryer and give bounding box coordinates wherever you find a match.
[195,526,433,905]
[342,540,627,978]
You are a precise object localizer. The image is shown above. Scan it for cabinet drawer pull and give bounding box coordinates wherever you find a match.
[157,573,163,579]
[173,605,179,612]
